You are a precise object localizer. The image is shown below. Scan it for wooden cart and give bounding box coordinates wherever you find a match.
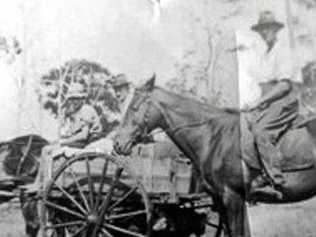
[39,143,223,237]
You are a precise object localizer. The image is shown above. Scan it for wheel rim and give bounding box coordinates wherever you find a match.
[41,153,151,237]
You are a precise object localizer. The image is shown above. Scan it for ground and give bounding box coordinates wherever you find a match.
[1,197,316,237]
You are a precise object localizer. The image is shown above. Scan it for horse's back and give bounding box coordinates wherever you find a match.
[279,128,316,171]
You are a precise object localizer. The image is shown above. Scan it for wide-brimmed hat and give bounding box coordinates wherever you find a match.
[66,83,88,100]
[251,11,284,32]
[112,74,130,88]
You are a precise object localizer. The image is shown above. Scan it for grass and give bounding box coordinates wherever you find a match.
[247,197,316,237]
[0,200,25,237]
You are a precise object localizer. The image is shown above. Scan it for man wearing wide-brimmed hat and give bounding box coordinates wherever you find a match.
[241,11,303,200]
[111,74,130,105]
[106,74,132,122]
[248,10,301,83]
[22,83,113,193]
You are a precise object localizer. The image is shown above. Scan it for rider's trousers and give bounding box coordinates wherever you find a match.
[252,127,284,184]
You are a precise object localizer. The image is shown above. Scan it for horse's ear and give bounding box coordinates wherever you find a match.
[144,74,156,91]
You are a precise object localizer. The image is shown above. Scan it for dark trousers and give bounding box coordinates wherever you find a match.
[252,127,284,183]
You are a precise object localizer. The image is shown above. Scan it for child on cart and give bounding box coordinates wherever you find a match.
[22,82,119,193]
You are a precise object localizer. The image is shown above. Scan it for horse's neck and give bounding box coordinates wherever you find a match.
[154,88,218,129]
[153,89,222,169]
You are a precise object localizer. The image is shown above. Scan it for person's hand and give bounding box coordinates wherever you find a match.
[241,101,258,113]
[241,105,253,113]
[257,101,269,111]
[50,139,61,147]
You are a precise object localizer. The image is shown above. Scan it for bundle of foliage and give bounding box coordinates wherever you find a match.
[38,59,122,117]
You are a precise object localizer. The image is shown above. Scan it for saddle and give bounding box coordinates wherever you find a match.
[279,116,316,172]
[242,113,316,173]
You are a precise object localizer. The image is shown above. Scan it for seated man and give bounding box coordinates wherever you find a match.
[23,83,115,192]
[244,79,298,197]
[240,11,301,199]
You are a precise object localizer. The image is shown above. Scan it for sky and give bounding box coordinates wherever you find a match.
[0,0,315,140]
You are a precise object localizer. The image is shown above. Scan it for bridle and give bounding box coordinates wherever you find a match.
[127,92,153,144]
[129,91,212,141]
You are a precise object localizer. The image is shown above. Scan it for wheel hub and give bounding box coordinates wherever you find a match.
[87,214,98,224]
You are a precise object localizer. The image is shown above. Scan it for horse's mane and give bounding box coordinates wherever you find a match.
[156,87,240,117]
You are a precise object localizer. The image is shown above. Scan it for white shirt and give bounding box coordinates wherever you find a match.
[236,31,301,108]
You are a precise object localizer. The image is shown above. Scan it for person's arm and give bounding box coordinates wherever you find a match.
[60,126,89,146]
[257,80,291,106]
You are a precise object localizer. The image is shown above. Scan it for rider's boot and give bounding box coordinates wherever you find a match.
[250,175,283,200]
[250,130,286,200]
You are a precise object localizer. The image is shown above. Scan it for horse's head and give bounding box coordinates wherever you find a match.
[114,74,162,155]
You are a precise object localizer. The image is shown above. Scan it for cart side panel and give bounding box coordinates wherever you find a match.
[130,144,192,194]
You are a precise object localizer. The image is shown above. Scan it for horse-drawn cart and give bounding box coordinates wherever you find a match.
[39,145,223,237]
[0,132,221,236]
[0,136,223,237]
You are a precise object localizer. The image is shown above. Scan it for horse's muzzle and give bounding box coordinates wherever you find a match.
[113,140,132,156]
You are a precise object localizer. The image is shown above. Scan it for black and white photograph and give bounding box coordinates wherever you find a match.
[0,0,316,236]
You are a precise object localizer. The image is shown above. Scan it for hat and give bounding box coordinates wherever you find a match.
[251,11,284,32]
[112,74,130,88]
[66,83,88,100]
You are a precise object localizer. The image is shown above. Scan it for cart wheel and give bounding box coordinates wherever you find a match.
[40,153,151,237]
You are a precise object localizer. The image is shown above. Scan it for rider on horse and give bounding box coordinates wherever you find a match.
[241,11,303,198]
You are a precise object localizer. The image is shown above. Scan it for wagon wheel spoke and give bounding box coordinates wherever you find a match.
[71,224,87,237]
[106,210,147,221]
[68,167,91,212]
[92,168,123,237]
[100,228,114,237]
[108,186,138,212]
[45,220,84,229]
[85,156,95,208]
[43,199,85,219]
[98,167,123,214]
[27,152,37,162]
[94,159,109,211]
[103,223,146,237]
[53,181,87,215]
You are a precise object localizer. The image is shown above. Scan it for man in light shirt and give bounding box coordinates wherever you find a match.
[22,83,114,192]
[238,11,301,199]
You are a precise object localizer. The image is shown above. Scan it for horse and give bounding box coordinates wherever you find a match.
[0,134,48,237]
[113,75,316,237]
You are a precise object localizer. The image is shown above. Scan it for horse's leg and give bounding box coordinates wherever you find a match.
[222,188,250,237]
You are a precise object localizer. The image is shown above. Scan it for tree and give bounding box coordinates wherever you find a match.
[38,59,120,118]
[295,0,316,9]
[165,2,230,106]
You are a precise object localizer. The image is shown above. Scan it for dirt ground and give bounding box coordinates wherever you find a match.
[1,197,316,237]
